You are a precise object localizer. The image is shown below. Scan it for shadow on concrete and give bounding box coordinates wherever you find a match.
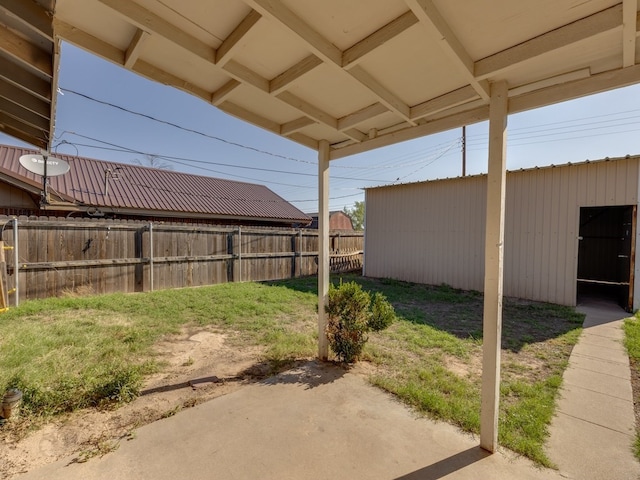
[394,447,491,479]
[261,361,346,389]
[140,361,345,396]
[140,376,222,396]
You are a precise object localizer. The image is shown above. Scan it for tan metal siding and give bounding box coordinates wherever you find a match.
[365,157,640,306]
[365,176,486,291]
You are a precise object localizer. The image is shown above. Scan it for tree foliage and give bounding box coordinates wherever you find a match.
[343,200,364,230]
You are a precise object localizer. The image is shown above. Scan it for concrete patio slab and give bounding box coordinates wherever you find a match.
[19,362,562,480]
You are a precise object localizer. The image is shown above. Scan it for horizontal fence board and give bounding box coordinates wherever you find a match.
[0,217,363,301]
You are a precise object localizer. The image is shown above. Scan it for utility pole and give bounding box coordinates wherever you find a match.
[462,125,467,177]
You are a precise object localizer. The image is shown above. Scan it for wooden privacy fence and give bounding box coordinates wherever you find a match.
[0,217,364,302]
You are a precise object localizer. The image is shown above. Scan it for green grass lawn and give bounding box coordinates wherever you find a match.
[624,314,640,459]
[0,275,584,466]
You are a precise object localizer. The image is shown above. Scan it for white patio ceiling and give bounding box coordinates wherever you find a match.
[1,0,639,156]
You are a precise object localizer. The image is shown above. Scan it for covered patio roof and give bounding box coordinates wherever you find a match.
[1,0,639,455]
[0,0,638,155]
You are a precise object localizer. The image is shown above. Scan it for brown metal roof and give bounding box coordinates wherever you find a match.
[0,144,312,224]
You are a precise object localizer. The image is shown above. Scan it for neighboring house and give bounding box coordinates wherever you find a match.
[307,211,354,230]
[365,155,640,311]
[0,144,311,227]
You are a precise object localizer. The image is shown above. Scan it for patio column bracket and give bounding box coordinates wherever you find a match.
[480,80,508,453]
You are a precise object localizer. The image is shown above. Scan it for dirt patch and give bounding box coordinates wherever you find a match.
[443,354,482,379]
[0,326,278,479]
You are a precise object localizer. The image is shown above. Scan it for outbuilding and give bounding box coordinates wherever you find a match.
[364,155,640,311]
[307,211,355,231]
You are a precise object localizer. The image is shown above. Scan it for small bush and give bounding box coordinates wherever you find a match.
[326,281,395,363]
[369,292,395,331]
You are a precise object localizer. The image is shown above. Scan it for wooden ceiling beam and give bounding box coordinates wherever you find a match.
[0,111,46,140]
[0,96,49,131]
[0,122,46,149]
[406,0,490,101]
[475,5,624,79]
[410,85,478,120]
[285,132,319,150]
[276,91,338,129]
[55,20,211,101]
[58,17,353,145]
[0,77,50,118]
[0,25,52,77]
[331,104,489,159]
[54,19,124,64]
[348,66,413,123]
[48,37,61,151]
[211,79,241,106]
[0,0,53,42]
[245,0,414,124]
[124,28,150,69]
[337,102,389,131]
[331,62,640,160]
[342,11,418,69]
[222,59,269,92]
[247,0,342,65]
[216,10,262,67]
[133,60,212,99]
[269,55,322,95]
[218,101,280,134]
[96,0,216,64]
[343,128,367,142]
[0,56,51,101]
[509,62,640,114]
[280,116,315,135]
[508,68,591,97]
[623,0,638,67]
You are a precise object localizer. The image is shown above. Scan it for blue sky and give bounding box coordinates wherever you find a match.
[3,42,640,213]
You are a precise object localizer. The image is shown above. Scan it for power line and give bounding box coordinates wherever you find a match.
[62,132,392,183]
[59,87,318,166]
[59,86,464,173]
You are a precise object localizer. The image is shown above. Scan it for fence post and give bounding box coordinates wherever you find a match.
[135,227,144,292]
[12,217,18,306]
[238,226,242,282]
[148,222,154,292]
[226,230,234,282]
[291,230,297,278]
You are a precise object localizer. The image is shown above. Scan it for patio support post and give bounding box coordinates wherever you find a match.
[318,139,330,360]
[480,80,508,453]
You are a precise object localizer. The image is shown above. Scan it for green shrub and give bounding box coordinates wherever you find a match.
[326,281,395,362]
[369,292,395,331]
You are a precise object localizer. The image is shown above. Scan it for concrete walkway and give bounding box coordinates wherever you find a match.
[547,297,640,480]
[19,362,563,480]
